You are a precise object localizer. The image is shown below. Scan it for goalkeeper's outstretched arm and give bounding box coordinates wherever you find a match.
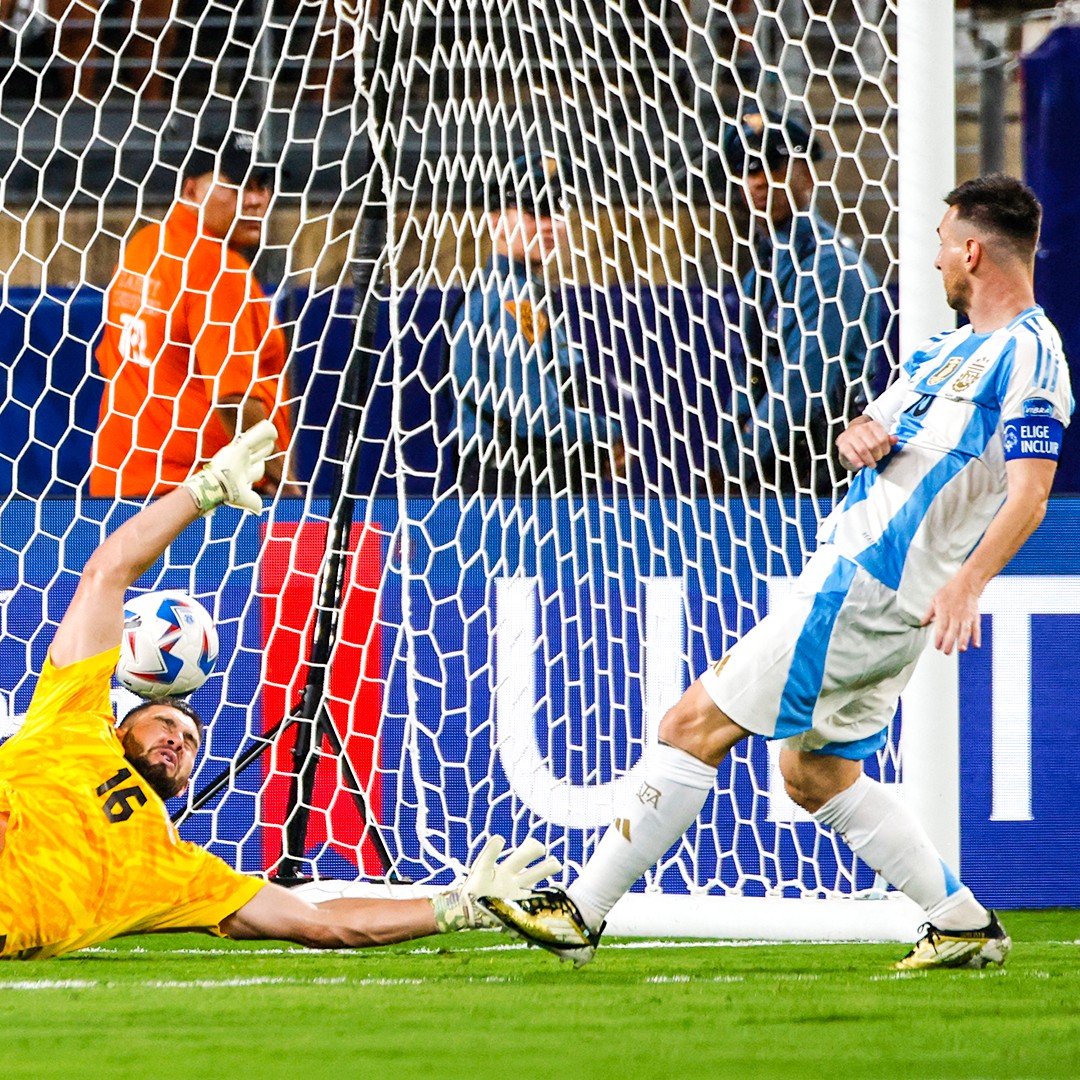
[220,883,443,948]
[220,837,560,949]
[49,421,279,669]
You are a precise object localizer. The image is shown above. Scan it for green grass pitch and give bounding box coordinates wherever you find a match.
[2,910,1078,1080]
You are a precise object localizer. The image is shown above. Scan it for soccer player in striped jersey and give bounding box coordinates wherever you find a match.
[481,174,1072,971]
[0,423,556,960]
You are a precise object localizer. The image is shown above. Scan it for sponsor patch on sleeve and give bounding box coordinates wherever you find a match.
[1022,397,1055,418]
[1003,416,1064,461]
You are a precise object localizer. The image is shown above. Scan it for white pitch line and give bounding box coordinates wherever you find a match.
[4,961,1066,993]
[0,974,521,993]
[0,980,98,990]
[59,936,1080,967]
[145,976,350,989]
[0,976,407,992]
[452,939,880,953]
[75,938,892,960]
[76,945,322,956]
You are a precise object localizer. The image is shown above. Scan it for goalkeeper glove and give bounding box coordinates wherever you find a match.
[183,419,279,515]
[431,836,561,933]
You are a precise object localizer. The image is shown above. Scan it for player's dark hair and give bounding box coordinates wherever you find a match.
[944,174,1042,259]
[120,697,205,744]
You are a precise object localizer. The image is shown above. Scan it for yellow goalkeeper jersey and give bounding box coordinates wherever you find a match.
[0,647,264,960]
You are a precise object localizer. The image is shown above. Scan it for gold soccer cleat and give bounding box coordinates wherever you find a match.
[894,912,1012,971]
[478,887,603,968]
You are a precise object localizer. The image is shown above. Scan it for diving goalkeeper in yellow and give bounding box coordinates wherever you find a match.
[0,421,556,960]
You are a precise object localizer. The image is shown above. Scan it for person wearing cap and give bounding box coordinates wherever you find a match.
[450,153,623,495]
[90,130,294,499]
[718,109,882,495]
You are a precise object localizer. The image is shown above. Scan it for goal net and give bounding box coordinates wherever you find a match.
[0,0,931,938]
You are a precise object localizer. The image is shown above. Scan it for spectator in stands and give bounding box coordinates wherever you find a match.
[40,0,179,101]
[91,128,296,500]
[718,110,882,495]
[450,153,624,495]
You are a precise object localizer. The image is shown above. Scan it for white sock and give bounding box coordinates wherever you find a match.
[813,774,989,931]
[569,743,716,929]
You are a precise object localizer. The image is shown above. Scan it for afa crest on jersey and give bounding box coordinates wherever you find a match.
[927,355,964,385]
[951,355,991,393]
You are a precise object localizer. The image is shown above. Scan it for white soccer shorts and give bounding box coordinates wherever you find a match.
[699,546,931,759]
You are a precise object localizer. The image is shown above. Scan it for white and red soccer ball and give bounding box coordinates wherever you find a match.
[116,591,218,700]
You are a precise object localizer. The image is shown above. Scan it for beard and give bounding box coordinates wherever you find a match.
[944,276,972,314]
[121,732,185,800]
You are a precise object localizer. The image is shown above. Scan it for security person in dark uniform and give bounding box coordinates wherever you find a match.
[719,110,882,496]
[450,153,623,496]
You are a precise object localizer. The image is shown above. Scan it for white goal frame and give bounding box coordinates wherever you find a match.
[328,0,961,942]
[0,0,965,943]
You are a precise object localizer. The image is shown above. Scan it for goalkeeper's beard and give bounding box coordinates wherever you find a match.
[122,736,186,800]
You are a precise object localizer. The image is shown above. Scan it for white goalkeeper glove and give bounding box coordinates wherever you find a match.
[183,419,279,515]
[431,836,561,933]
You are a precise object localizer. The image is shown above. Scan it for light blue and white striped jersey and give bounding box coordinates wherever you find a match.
[819,306,1073,618]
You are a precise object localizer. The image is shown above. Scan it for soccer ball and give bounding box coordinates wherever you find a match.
[116,591,219,700]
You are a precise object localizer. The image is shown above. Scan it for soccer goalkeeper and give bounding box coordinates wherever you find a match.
[481,175,1072,971]
[0,423,556,960]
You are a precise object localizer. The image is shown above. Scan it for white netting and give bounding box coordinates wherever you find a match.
[0,1,917,932]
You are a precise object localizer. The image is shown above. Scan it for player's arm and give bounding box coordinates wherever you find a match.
[501,298,541,442]
[49,422,278,669]
[220,837,559,948]
[835,414,897,470]
[216,393,270,442]
[221,882,440,948]
[191,264,295,496]
[923,456,1057,655]
[834,368,911,470]
[553,324,625,475]
[49,489,202,669]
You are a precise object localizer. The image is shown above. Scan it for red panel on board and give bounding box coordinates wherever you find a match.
[259,521,385,876]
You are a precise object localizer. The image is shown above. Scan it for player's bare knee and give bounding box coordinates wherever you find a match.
[658,681,747,767]
[780,749,860,813]
[783,773,822,812]
[779,756,824,811]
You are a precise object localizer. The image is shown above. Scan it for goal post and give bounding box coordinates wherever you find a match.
[895,0,960,872]
[0,0,959,941]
